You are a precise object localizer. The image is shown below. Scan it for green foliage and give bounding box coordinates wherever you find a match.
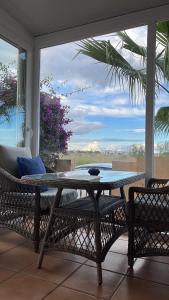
[0,62,17,123]
[129,144,145,157]
[155,106,169,135]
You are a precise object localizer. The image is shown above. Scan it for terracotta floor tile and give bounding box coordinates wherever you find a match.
[144,256,169,264]
[45,286,98,300]
[0,240,18,253]
[64,264,123,299]
[19,240,35,251]
[111,276,169,300]
[24,255,80,284]
[0,228,9,235]
[48,250,87,263]
[0,230,25,245]
[128,258,169,285]
[0,230,25,253]
[119,233,128,241]
[0,268,16,283]
[0,246,37,271]
[86,252,129,274]
[0,273,56,300]
[110,239,128,255]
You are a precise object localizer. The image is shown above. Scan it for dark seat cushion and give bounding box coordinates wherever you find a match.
[1,188,78,210]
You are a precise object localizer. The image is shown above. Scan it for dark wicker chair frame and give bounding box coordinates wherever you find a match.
[0,167,50,252]
[128,177,169,267]
[38,187,127,285]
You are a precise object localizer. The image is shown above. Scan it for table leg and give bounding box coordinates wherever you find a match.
[38,188,63,268]
[87,189,103,285]
[120,187,126,199]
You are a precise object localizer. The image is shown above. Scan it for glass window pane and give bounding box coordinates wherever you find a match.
[154,21,169,178]
[0,38,26,147]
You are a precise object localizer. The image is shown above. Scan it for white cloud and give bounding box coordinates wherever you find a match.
[109,97,129,106]
[113,128,145,133]
[95,84,128,95]
[131,128,145,133]
[156,93,169,107]
[70,120,105,135]
[68,139,140,152]
[126,27,147,47]
[82,141,101,152]
[72,104,145,118]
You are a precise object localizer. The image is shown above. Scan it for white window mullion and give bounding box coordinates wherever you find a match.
[31,46,40,156]
[145,23,156,182]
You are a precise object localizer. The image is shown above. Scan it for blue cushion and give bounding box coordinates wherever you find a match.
[17,156,47,192]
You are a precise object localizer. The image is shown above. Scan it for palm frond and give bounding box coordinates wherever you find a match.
[155,106,169,135]
[118,31,147,63]
[156,32,168,47]
[77,39,147,103]
[156,22,169,81]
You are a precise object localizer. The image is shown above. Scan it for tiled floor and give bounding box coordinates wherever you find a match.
[0,230,169,299]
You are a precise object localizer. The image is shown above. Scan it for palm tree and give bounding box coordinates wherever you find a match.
[77,22,169,135]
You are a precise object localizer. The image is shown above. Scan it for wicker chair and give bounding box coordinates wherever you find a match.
[128,177,169,267]
[38,189,127,285]
[0,145,77,252]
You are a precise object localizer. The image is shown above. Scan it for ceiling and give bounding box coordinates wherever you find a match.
[0,0,169,37]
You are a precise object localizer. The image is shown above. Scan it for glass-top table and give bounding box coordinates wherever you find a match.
[24,169,144,284]
[20,170,145,284]
[21,170,145,190]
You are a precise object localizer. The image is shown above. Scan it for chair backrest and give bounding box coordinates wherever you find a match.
[0,145,32,177]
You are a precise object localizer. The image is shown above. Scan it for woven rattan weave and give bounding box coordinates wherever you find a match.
[0,167,50,252]
[21,170,144,284]
[38,189,127,285]
[128,178,169,267]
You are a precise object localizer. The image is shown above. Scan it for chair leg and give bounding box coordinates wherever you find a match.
[128,228,134,268]
[37,248,45,269]
[34,187,41,253]
[34,240,39,253]
[128,255,134,268]
[86,220,91,236]
[33,215,40,253]
[96,262,102,285]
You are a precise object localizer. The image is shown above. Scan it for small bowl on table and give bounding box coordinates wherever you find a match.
[88,168,100,176]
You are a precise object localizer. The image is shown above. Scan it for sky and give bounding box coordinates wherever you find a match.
[0,25,168,152]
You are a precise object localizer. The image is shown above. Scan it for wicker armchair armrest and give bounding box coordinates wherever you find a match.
[0,167,36,193]
[129,185,169,202]
[147,178,169,188]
